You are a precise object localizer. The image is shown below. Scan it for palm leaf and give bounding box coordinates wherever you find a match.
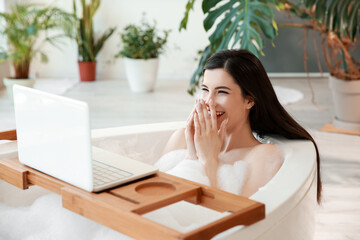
[306,0,360,41]
[94,27,116,57]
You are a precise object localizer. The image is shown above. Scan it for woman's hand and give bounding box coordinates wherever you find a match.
[194,99,227,186]
[184,106,197,160]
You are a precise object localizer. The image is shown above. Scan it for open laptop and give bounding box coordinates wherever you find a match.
[13,85,158,192]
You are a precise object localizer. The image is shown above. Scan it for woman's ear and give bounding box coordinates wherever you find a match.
[245,97,255,109]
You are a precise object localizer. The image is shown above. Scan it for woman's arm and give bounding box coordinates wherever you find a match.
[161,128,187,156]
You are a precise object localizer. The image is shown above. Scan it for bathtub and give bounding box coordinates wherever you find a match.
[0,122,317,239]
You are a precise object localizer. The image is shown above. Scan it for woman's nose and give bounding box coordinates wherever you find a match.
[204,95,215,106]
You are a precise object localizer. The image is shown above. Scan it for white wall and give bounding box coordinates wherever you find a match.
[21,0,209,81]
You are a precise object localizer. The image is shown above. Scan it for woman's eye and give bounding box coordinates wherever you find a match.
[201,88,209,92]
[218,91,229,94]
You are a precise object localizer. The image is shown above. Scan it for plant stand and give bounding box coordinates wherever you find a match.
[0,130,265,240]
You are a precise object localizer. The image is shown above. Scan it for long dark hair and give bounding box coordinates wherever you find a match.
[203,49,322,204]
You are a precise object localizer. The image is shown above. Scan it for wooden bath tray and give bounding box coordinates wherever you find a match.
[0,130,265,240]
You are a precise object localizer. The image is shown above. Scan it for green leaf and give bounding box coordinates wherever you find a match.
[204,1,234,31]
[208,4,240,44]
[179,0,196,31]
[252,13,276,39]
[94,27,116,58]
[348,0,360,41]
[40,52,48,63]
[339,0,353,38]
[326,0,341,31]
[202,0,221,13]
[304,0,316,9]
[218,12,242,50]
[0,51,8,61]
[188,45,213,95]
[315,0,327,24]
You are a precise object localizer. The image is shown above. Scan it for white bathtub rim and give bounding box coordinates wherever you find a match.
[1,122,317,217]
[91,121,186,139]
[251,140,317,213]
[91,122,317,216]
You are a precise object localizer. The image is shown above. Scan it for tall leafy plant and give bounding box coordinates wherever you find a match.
[180,0,279,94]
[0,3,74,79]
[73,0,116,62]
[282,0,360,80]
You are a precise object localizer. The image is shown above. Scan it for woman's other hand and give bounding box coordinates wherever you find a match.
[185,106,197,160]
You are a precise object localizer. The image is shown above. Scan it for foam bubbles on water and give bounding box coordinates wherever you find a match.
[0,194,133,240]
[156,149,248,195]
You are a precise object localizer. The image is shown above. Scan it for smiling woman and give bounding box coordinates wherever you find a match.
[158,49,322,203]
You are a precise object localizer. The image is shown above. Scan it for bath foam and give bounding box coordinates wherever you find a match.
[0,194,133,240]
[156,149,248,195]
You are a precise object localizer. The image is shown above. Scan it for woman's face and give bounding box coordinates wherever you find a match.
[201,68,254,129]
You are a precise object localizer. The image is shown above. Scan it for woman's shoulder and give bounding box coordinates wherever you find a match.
[161,128,187,155]
[246,143,284,166]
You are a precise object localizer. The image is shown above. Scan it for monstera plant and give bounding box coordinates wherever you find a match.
[180,0,279,94]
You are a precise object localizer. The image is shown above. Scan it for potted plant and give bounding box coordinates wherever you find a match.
[0,3,74,99]
[281,0,360,130]
[115,19,170,92]
[73,0,115,82]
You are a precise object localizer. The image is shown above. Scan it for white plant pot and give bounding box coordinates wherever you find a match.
[329,75,360,131]
[124,58,159,93]
[3,77,35,101]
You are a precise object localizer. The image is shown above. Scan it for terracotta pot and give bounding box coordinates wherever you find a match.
[329,75,360,131]
[78,61,96,81]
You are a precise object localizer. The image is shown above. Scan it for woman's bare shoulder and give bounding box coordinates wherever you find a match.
[162,128,187,155]
[249,143,281,154]
[241,143,284,197]
[245,143,284,174]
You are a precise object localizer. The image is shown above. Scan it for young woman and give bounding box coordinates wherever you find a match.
[157,49,321,203]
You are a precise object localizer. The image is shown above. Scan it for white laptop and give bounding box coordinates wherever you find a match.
[13,85,158,192]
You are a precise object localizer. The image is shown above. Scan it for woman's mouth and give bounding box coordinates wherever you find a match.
[207,109,225,118]
[215,111,225,118]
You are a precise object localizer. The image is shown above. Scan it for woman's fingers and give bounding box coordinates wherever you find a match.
[201,99,212,132]
[194,112,200,137]
[218,118,228,141]
[209,99,217,131]
[196,100,206,135]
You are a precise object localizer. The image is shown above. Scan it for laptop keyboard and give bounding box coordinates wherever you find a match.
[92,160,134,187]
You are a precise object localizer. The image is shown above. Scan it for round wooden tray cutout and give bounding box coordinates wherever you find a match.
[135,182,176,195]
